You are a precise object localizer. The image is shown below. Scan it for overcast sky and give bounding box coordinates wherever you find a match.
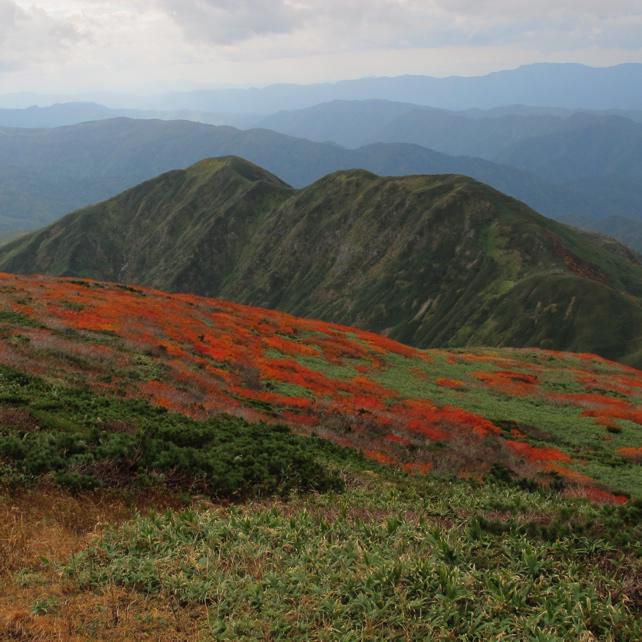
[1,0,642,96]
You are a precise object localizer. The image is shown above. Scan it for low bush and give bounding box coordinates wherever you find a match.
[0,366,343,498]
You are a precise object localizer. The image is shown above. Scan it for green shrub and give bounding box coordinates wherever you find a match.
[0,365,342,498]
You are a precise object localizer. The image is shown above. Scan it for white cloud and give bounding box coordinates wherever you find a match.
[1,0,642,94]
[0,0,85,69]
[157,0,304,44]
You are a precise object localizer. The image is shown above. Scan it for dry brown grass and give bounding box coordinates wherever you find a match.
[0,487,207,641]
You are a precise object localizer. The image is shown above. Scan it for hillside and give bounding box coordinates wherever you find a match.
[0,272,640,498]
[0,102,257,129]
[2,157,642,367]
[0,273,640,639]
[568,215,642,258]
[257,103,642,250]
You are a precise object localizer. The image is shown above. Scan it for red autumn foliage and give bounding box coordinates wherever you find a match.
[473,370,539,396]
[384,433,413,446]
[0,272,640,504]
[402,462,433,475]
[435,378,465,389]
[565,487,628,505]
[363,449,397,465]
[505,440,571,463]
[618,447,642,461]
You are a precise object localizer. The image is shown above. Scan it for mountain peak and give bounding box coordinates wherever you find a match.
[185,156,291,188]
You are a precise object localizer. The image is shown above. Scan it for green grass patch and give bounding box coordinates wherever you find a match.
[0,308,39,327]
[66,470,642,641]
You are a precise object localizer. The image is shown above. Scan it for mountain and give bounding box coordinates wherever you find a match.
[257,100,421,148]
[5,64,642,115]
[560,213,642,260]
[258,104,642,245]
[0,118,556,230]
[3,156,642,366]
[497,115,642,182]
[0,102,119,127]
[0,102,259,129]
[1,117,641,252]
[256,100,599,157]
[257,100,636,162]
[160,63,642,113]
[0,271,640,499]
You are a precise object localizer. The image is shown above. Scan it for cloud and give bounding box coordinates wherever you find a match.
[153,0,642,53]
[2,0,642,95]
[0,0,85,71]
[156,0,305,45]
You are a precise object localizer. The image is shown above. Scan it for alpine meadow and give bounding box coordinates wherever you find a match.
[0,1,641,640]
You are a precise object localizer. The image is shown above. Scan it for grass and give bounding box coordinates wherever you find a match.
[3,458,639,640]
[0,198,633,636]
[364,349,642,496]
[0,275,638,638]
[63,467,642,641]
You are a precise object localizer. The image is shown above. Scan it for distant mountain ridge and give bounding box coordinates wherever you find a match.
[157,64,642,113]
[257,100,641,160]
[2,156,642,366]
[497,116,642,182]
[4,64,642,114]
[256,102,642,249]
[0,102,258,129]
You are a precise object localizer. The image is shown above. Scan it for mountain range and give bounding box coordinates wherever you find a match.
[257,100,641,159]
[2,117,642,254]
[1,62,642,640]
[0,102,256,130]
[4,64,642,114]
[0,117,559,229]
[258,101,642,248]
[2,156,641,366]
[139,63,642,113]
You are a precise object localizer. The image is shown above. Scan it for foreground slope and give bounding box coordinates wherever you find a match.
[3,157,642,366]
[1,273,641,640]
[0,272,640,500]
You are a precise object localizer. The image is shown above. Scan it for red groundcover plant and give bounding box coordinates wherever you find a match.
[0,273,640,504]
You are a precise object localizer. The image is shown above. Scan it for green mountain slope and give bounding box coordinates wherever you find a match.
[0,272,640,640]
[1,117,642,253]
[2,157,642,365]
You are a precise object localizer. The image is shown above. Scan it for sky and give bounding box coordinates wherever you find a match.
[1,0,642,98]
